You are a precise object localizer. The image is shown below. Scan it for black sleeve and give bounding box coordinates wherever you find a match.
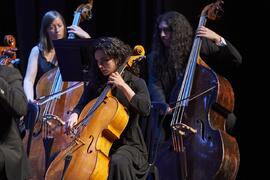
[129,78,151,116]
[72,82,98,115]
[0,66,28,117]
[200,38,242,74]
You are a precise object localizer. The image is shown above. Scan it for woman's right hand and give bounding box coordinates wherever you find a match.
[196,26,221,44]
[65,112,78,135]
[166,106,173,114]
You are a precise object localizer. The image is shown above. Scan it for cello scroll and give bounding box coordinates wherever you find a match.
[0,35,19,66]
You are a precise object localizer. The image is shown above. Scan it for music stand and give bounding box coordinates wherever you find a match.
[53,38,96,81]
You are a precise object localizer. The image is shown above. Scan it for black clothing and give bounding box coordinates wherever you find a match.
[34,48,56,92]
[148,38,242,108]
[73,71,151,180]
[0,66,29,180]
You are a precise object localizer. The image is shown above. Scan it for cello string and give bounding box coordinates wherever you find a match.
[43,68,62,137]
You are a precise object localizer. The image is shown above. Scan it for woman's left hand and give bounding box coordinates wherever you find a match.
[196,26,221,44]
[67,25,91,38]
[108,72,135,102]
[108,72,125,88]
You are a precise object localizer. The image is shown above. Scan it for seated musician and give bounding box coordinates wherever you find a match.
[23,10,90,101]
[66,37,151,179]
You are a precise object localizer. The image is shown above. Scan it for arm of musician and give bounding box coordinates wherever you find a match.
[65,81,97,134]
[0,66,28,117]
[197,26,242,71]
[67,25,91,38]
[65,112,79,135]
[108,72,135,102]
[197,26,226,46]
[23,46,39,101]
[108,72,151,116]
[129,78,151,116]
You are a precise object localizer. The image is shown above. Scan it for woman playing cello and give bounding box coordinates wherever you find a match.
[65,37,151,179]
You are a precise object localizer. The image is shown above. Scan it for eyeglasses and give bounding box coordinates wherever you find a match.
[158,27,171,34]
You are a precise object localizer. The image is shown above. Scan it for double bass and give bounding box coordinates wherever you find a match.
[45,46,146,180]
[156,1,240,180]
[24,1,94,179]
[171,1,240,179]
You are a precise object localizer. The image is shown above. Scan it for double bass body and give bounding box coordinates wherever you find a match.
[155,61,240,180]
[179,62,239,179]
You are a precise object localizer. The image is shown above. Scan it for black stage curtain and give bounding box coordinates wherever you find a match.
[10,0,244,74]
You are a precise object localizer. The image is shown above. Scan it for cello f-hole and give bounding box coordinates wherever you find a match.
[87,135,94,154]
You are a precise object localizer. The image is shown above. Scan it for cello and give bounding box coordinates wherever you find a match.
[45,45,146,180]
[24,2,94,179]
[167,1,240,179]
[0,35,19,65]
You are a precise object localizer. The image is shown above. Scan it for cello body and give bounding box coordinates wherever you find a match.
[45,95,128,180]
[24,67,83,179]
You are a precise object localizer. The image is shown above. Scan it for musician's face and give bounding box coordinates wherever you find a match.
[159,20,171,47]
[95,49,118,76]
[47,17,65,40]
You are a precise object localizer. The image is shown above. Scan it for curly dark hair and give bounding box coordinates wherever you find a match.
[90,37,132,84]
[94,37,132,66]
[152,11,194,78]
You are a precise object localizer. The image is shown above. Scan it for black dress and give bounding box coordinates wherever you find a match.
[0,66,29,180]
[73,71,151,180]
[34,48,56,94]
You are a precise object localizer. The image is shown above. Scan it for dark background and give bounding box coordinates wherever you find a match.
[1,0,245,179]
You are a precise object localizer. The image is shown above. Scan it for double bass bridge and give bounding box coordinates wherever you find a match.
[171,123,197,136]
